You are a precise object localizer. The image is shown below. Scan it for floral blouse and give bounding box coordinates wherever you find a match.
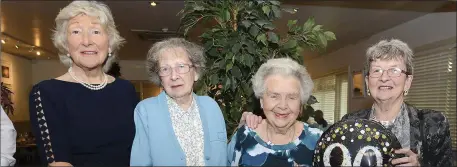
[166,95,205,166]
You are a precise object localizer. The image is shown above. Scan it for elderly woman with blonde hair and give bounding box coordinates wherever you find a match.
[228,58,322,166]
[130,38,227,166]
[29,1,138,166]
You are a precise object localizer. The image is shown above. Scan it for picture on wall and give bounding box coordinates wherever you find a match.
[352,70,366,98]
[2,66,10,78]
[1,60,13,85]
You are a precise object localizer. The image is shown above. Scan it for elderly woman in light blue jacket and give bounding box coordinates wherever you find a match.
[130,38,227,166]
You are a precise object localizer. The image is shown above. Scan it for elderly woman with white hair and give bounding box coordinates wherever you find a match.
[341,39,453,166]
[227,58,322,166]
[29,1,138,166]
[130,38,227,166]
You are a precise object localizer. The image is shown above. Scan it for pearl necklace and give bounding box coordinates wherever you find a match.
[68,67,108,90]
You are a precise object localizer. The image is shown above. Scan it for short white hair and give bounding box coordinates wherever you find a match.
[52,1,125,72]
[251,58,314,104]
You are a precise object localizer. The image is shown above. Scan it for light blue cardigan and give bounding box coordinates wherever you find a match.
[130,91,228,166]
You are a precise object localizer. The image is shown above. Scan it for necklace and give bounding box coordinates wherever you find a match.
[68,67,108,90]
[266,122,296,145]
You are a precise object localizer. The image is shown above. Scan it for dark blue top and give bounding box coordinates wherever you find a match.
[29,78,138,166]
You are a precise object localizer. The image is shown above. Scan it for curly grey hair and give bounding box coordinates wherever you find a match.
[365,39,414,76]
[251,58,314,104]
[52,1,125,72]
[146,38,206,86]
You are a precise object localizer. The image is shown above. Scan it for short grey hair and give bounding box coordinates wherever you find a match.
[365,39,414,75]
[252,58,314,104]
[52,1,125,72]
[146,38,206,86]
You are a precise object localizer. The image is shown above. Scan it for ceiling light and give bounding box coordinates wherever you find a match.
[150,1,157,7]
[1,40,5,44]
[36,51,41,56]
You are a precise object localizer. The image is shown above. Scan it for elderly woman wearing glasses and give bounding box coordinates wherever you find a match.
[242,39,454,166]
[130,38,227,166]
[341,39,453,166]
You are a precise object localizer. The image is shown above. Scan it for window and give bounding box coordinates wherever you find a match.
[311,72,348,124]
[405,43,456,150]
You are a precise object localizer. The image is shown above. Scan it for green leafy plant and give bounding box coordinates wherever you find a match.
[179,0,335,136]
[1,82,14,115]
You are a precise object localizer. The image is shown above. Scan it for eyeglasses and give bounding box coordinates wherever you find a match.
[368,67,410,78]
[158,64,194,76]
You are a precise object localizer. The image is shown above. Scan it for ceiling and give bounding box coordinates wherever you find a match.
[0,1,454,60]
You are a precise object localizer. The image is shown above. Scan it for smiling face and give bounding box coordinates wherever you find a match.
[67,14,109,70]
[159,47,197,99]
[366,58,413,102]
[261,74,302,129]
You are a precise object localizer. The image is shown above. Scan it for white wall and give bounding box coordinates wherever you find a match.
[1,52,33,122]
[32,60,149,84]
[304,12,457,112]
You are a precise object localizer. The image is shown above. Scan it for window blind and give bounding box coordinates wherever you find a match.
[311,73,348,124]
[406,44,456,150]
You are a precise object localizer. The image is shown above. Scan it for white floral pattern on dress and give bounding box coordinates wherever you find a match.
[166,95,205,166]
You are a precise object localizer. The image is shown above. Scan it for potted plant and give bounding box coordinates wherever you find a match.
[1,82,14,115]
[179,0,335,135]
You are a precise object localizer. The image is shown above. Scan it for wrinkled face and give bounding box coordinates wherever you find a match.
[159,47,197,99]
[366,58,413,102]
[67,14,109,70]
[261,74,302,129]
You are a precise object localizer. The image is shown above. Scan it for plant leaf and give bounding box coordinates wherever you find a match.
[287,20,297,28]
[313,25,322,32]
[267,32,279,43]
[249,25,259,37]
[262,5,271,16]
[271,5,281,18]
[317,32,328,48]
[241,20,251,28]
[224,9,231,21]
[283,39,297,50]
[210,74,219,85]
[324,31,336,40]
[255,20,269,27]
[232,43,242,53]
[263,23,275,30]
[231,65,242,78]
[244,55,253,67]
[256,33,267,45]
[226,62,233,72]
[303,17,315,32]
[270,1,281,5]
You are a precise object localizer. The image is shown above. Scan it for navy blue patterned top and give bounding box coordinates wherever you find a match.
[29,79,138,166]
[228,122,322,167]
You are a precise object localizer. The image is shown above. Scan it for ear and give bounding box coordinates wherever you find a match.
[194,71,199,82]
[404,75,413,91]
[365,75,370,92]
[260,100,263,109]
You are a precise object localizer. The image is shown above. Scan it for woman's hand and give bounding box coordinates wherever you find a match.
[391,148,420,166]
[239,112,263,129]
